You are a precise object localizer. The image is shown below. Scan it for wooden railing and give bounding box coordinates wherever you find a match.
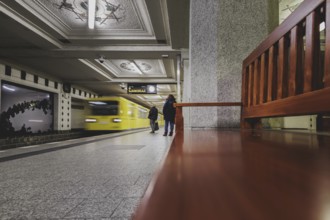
[175,102,242,133]
[241,0,330,128]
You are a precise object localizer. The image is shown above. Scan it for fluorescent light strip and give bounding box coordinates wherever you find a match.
[3,85,15,91]
[89,101,107,105]
[88,0,96,29]
[28,120,44,123]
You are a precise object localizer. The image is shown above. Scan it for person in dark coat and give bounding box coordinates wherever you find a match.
[148,106,158,133]
[162,94,176,136]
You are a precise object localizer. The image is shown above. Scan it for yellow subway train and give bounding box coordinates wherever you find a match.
[84,96,164,131]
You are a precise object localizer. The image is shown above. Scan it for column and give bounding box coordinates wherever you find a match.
[53,90,72,131]
[181,49,191,128]
[189,0,278,128]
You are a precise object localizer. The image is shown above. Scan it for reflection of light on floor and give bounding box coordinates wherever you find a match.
[28,119,44,123]
[0,150,6,153]
[21,145,41,149]
[321,203,330,220]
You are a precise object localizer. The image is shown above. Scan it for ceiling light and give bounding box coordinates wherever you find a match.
[28,120,44,123]
[89,101,107,105]
[3,85,15,92]
[85,118,97,122]
[147,85,157,94]
[320,22,325,32]
[88,0,96,29]
[161,54,169,58]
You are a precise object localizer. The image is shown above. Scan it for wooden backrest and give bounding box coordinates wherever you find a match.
[241,0,330,128]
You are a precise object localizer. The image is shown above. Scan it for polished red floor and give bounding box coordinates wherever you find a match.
[133,130,330,220]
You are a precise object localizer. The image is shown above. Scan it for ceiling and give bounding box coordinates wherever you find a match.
[279,0,303,23]
[0,0,189,110]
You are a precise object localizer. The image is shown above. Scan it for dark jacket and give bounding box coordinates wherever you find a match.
[163,99,176,122]
[148,107,158,120]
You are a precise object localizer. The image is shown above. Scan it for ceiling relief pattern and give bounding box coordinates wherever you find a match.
[18,0,154,37]
[39,0,139,29]
[53,0,126,26]
[279,0,303,24]
[120,61,152,72]
[103,59,166,77]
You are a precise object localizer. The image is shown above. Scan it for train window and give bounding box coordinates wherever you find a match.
[88,101,119,115]
[138,108,148,119]
[128,104,135,117]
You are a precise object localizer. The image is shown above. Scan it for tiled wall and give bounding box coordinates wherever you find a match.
[0,63,98,131]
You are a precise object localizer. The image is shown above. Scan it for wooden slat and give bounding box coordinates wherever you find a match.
[242,87,330,118]
[277,37,285,99]
[325,0,330,87]
[259,53,266,104]
[313,9,322,90]
[241,66,249,107]
[243,0,324,67]
[304,11,320,92]
[289,26,300,96]
[288,24,304,96]
[267,46,275,102]
[241,67,246,107]
[253,59,259,106]
[296,24,304,95]
[248,64,254,107]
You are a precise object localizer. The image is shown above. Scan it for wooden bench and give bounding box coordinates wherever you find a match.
[241,0,330,128]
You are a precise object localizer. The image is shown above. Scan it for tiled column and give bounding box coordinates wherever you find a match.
[189,0,278,128]
[53,91,71,131]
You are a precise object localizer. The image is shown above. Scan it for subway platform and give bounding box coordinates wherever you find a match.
[0,129,173,219]
[1,129,330,220]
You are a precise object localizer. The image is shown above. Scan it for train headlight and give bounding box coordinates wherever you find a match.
[85,118,97,123]
[113,118,122,123]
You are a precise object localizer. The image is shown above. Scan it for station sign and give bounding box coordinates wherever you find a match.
[127,83,157,94]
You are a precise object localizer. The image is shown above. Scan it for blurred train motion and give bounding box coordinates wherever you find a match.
[84,96,164,131]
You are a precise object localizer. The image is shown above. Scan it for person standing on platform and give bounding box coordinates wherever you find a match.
[162,94,176,136]
[148,106,158,133]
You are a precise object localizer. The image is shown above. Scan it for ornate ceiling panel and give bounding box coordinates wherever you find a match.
[17,0,155,39]
[279,0,303,24]
[0,0,186,107]
[102,59,166,77]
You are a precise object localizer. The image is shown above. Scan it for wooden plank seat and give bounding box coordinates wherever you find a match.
[133,129,330,220]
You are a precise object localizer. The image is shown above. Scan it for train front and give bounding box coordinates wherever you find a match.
[84,99,122,131]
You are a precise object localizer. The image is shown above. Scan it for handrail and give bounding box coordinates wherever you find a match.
[175,102,242,107]
[241,0,330,129]
[174,102,242,133]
